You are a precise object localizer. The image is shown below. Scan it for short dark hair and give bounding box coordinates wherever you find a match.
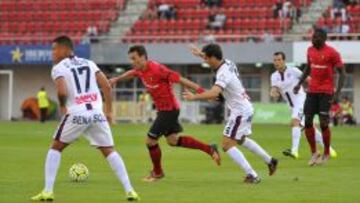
[128,45,148,59]
[274,52,286,60]
[202,44,223,60]
[53,35,74,50]
[314,28,327,39]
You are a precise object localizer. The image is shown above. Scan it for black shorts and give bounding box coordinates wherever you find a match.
[304,93,333,116]
[148,110,183,139]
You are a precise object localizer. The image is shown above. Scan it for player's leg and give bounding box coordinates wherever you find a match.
[85,115,139,201]
[231,114,277,175]
[142,111,166,181]
[283,118,302,159]
[317,93,334,163]
[222,114,260,183]
[144,136,164,182]
[98,147,139,201]
[303,93,321,166]
[239,137,278,176]
[32,115,73,201]
[166,133,220,165]
[31,140,68,201]
[163,110,220,165]
[223,136,260,183]
[314,125,337,158]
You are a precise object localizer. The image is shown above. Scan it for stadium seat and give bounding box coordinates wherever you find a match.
[0,0,126,45]
[125,0,312,43]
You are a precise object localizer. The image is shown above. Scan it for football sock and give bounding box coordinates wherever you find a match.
[242,138,272,163]
[321,126,331,156]
[106,152,133,193]
[44,149,61,193]
[304,126,317,154]
[226,147,258,177]
[176,136,212,155]
[147,144,163,175]
[291,126,301,153]
[315,127,325,147]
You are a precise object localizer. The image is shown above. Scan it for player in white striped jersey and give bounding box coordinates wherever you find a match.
[31,36,139,201]
[184,44,278,183]
[270,52,337,159]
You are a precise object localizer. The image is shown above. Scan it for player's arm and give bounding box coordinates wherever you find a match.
[54,77,68,116]
[109,70,135,86]
[183,85,222,101]
[96,71,113,124]
[293,65,310,94]
[269,74,280,99]
[179,77,205,93]
[333,66,346,102]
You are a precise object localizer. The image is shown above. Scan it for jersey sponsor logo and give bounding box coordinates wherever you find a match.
[310,63,327,69]
[75,93,98,104]
[142,78,159,89]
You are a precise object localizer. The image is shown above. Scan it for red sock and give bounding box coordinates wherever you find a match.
[321,127,331,156]
[304,127,317,154]
[177,136,212,155]
[148,144,163,175]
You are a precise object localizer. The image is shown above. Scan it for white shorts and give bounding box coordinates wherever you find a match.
[223,112,253,140]
[53,110,114,147]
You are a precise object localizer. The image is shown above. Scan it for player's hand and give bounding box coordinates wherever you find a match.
[293,85,301,94]
[270,87,280,99]
[188,44,204,58]
[60,106,68,116]
[109,78,117,86]
[105,112,114,125]
[182,89,195,101]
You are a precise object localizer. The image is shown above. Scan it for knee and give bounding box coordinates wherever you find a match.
[320,117,330,130]
[146,137,158,147]
[222,138,237,152]
[51,140,68,152]
[99,147,114,158]
[166,137,178,146]
[291,119,301,127]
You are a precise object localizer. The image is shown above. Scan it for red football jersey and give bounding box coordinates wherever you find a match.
[307,44,343,94]
[130,60,181,111]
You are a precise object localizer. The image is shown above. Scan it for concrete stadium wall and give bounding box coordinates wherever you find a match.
[91,42,293,65]
[0,65,56,119]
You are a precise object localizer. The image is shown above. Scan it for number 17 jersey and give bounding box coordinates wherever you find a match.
[51,56,103,113]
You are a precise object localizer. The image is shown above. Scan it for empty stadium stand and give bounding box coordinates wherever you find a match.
[0,0,125,45]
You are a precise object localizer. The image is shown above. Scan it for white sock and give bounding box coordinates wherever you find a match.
[226,147,258,177]
[107,152,133,193]
[44,149,61,193]
[242,138,272,163]
[291,126,301,153]
[315,128,325,147]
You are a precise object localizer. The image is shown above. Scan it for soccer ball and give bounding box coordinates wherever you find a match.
[69,163,89,182]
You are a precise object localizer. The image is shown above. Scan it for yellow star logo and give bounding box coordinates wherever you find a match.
[11,47,24,63]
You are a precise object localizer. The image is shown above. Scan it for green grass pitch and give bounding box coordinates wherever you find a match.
[0,122,359,203]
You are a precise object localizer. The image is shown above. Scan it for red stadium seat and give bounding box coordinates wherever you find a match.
[0,0,126,45]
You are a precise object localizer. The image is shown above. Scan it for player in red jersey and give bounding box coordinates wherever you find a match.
[293,28,345,166]
[110,45,221,182]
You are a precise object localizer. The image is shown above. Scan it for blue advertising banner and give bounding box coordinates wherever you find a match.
[0,45,90,65]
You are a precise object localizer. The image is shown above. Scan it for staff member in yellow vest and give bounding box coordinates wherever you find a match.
[37,87,50,123]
